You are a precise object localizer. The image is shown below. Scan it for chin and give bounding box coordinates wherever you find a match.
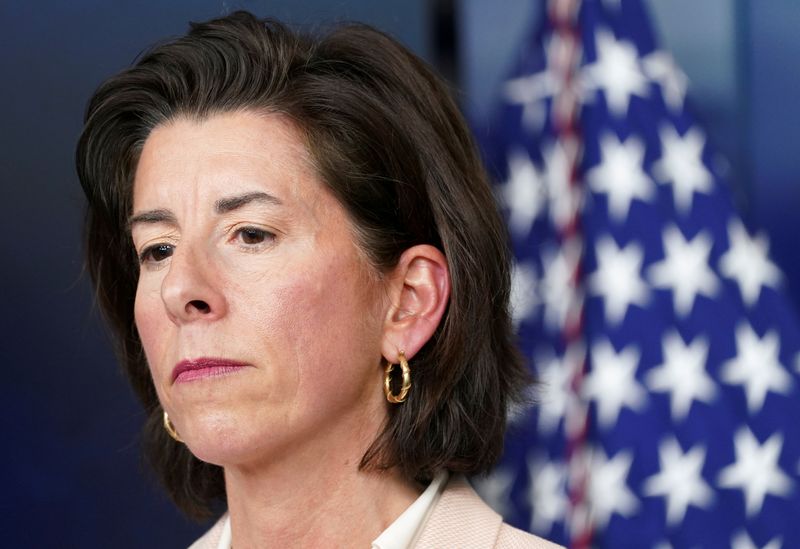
[185,433,269,468]
[179,412,265,467]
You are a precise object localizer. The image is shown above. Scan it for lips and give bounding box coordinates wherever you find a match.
[171,357,250,383]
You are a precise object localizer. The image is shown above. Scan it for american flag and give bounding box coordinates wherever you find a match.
[473,0,800,547]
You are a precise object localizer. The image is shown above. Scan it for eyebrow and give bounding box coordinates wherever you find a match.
[128,209,177,231]
[214,191,283,214]
[128,192,283,232]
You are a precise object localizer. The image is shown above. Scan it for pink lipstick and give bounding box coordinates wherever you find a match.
[172,358,250,383]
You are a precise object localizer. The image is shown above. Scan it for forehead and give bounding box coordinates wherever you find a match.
[133,110,319,209]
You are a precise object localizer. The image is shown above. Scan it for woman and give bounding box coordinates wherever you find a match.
[76,11,560,548]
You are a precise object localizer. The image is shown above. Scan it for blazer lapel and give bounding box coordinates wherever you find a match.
[414,476,503,548]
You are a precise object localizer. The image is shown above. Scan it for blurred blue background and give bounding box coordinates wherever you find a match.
[1,0,797,546]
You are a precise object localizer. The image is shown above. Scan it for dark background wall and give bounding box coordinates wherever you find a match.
[1,1,798,546]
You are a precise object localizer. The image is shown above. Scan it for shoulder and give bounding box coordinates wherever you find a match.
[496,522,563,549]
[414,475,563,549]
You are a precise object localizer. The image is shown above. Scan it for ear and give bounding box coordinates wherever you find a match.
[381,244,450,362]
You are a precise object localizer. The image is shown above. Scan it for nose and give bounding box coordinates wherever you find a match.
[160,245,227,324]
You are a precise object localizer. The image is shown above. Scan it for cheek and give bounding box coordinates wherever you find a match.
[134,284,168,373]
[236,270,328,351]
[295,264,381,377]
[238,256,381,383]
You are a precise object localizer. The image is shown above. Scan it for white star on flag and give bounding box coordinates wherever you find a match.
[541,139,581,230]
[586,132,655,222]
[643,437,714,525]
[502,149,546,239]
[719,220,782,307]
[583,30,649,116]
[652,125,713,214]
[505,70,557,132]
[641,50,689,112]
[721,323,792,414]
[584,338,647,429]
[645,331,716,421]
[718,427,793,516]
[647,225,720,317]
[534,352,573,434]
[472,466,515,517]
[504,33,579,131]
[510,261,539,327]
[731,530,783,549]
[527,455,568,533]
[588,236,650,325]
[588,448,640,528]
[540,241,583,332]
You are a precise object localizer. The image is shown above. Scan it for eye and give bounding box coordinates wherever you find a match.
[235,227,274,246]
[139,243,174,264]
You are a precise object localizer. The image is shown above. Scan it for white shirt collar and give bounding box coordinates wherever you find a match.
[216,513,232,549]
[214,470,449,549]
[371,470,449,549]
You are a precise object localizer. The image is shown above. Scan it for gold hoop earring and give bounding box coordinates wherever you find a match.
[384,351,411,404]
[163,410,184,443]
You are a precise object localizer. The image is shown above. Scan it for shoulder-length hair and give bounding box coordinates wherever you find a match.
[76,10,528,520]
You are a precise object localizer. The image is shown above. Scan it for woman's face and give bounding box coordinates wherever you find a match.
[131,111,389,467]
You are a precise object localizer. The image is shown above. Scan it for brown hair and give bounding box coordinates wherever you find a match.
[76,11,528,520]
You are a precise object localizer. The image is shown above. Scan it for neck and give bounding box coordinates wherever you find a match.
[223,412,421,548]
